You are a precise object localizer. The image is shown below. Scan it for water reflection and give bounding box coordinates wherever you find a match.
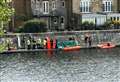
[1,48,120,82]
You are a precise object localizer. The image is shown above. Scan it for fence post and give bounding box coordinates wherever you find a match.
[17,35,21,49]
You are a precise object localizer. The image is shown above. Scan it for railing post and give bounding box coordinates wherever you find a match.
[97,31,100,44]
[17,35,21,49]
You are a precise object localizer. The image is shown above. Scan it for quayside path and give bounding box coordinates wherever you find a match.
[0,30,120,53]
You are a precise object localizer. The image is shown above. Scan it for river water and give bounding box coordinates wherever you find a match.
[1,48,120,82]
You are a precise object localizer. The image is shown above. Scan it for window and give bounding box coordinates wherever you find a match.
[113,17,116,20]
[117,17,119,21]
[42,1,49,14]
[52,0,56,10]
[31,0,36,15]
[102,0,112,12]
[53,17,57,24]
[60,16,65,24]
[80,0,91,13]
[110,17,113,21]
[61,0,65,7]
[31,0,40,15]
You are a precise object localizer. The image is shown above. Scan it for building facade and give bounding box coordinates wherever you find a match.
[10,0,31,31]
[11,0,120,31]
[12,0,73,31]
[72,0,120,28]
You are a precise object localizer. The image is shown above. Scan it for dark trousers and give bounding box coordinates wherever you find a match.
[27,45,31,49]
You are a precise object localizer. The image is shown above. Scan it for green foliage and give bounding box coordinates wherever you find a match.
[103,20,113,29]
[0,0,14,21]
[81,21,95,30]
[0,0,14,34]
[16,19,47,33]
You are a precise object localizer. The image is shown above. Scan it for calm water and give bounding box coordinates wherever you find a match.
[1,48,120,82]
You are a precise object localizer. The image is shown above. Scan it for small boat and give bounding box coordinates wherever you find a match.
[63,46,80,51]
[57,40,80,51]
[97,42,115,49]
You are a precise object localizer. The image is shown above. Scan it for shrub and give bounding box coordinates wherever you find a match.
[81,21,95,30]
[16,19,47,33]
[103,20,113,30]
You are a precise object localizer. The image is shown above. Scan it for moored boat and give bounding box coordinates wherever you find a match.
[57,39,80,51]
[63,46,80,51]
[97,42,115,49]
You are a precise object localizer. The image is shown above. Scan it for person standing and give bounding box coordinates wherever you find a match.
[37,38,42,49]
[84,33,89,46]
[84,33,92,47]
[27,39,31,49]
[88,35,92,47]
[32,38,36,49]
[43,38,47,49]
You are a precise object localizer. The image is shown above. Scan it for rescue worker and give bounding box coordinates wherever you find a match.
[27,39,31,49]
[43,38,47,49]
[50,39,53,49]
[32,38,36,49]
[37,38,42,49]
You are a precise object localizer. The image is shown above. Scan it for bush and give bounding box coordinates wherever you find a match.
[16,19,47,33]
[81,21,95,30]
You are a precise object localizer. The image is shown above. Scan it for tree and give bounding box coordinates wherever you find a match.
[0,0,14,34]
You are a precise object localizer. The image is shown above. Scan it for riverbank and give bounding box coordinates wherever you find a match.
[0,30,120,53]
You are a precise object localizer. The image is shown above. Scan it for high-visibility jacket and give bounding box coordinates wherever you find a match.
[37,38,41,44]
[43,39,47,45]
[27,40,30,45]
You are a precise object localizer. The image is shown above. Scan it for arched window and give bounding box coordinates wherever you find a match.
[60,16,65,24]
[53,17,57,24]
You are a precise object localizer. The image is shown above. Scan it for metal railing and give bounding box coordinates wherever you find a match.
[0,29,120,50]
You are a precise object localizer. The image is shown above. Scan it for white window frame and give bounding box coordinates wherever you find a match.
[102,0,112,12]
[31,0,36,15]
[31,0,40,15]
[52,1,56,10]
[80,0,91,13]
[42,1,49,14]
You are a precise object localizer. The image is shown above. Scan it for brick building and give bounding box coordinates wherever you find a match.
[11,0,120,31]
[72,0,120,28]
[11,0,73,31]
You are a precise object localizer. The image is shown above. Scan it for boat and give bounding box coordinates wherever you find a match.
[63,46,80,51]
[57,40,80,51]
[97,42,115,49]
